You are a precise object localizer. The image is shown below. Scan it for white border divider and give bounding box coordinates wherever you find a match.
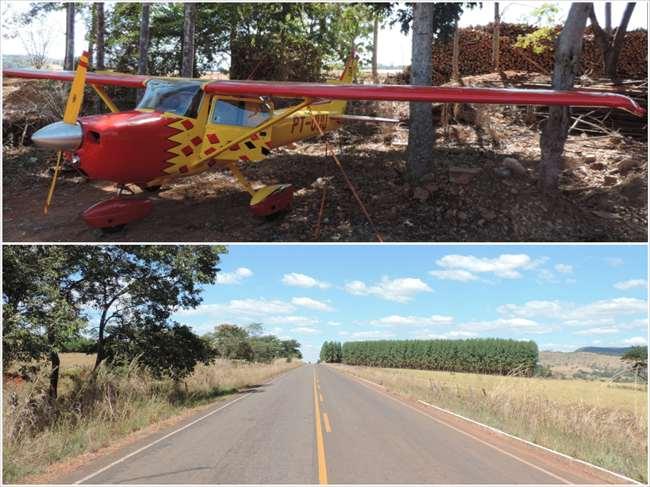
[343,370,641,486]
[416,399,641,485]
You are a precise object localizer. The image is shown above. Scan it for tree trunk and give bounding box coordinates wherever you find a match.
[492,3,501,71]
[605,3,635,80]
[49,351,60,400]
[406,2,435,180]
[138,4,151,75]
[96,3,105,70]
[539,4,590,192]
[137,4,151,101]
[588,3,635,81]
[181,3,196,77]
[452,20,460,82]
[371,15,379,82]
[93,306,109,371]
[605,2,612,34]
[87,3,95,68]
[64,3,75,70]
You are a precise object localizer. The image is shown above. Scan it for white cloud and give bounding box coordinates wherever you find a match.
[606,257,624,268]
[216,267,253,285]
[281,273,330,289]
[614,279,647,290]
[176,298,295,319]
[540,343,578,352]
[348,330,395,340]
[290,326,321,335]
[268,315,318,327]
[554,264,573,274]
[370,314,454,327]
[291,297,334,312]
[623,336,648,346]
[459,318,551,334]
[415,330,479,339]
[573,327,620,335]
[433,254,537,280]
[327,321,342,327]
[429,269,478,282]
[498,297,647,324]
[344,277,432,303]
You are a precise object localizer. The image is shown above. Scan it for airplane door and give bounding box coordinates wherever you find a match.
[202,96,273,162]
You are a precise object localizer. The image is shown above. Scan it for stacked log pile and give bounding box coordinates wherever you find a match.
[430,23,647,85]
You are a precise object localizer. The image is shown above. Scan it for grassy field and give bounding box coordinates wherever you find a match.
[333,364,647,482]
[3,355,301,483]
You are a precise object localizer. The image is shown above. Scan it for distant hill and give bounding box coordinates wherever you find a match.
[575,346,635,356]
[540,351,633,381]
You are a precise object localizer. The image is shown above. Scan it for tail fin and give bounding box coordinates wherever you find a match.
[339,51,358,83]
[319,51,359,115]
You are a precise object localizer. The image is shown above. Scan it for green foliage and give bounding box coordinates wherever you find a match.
[391,3,477,39]
[208,324,254,360]
[341,338,539,375]
[60,335,96,354]
[3,245,226,385]
[3,246,85,369]
[206,323,302,363]
[319,341,342,363]
[105,322,216,380]
[514,3,562,54]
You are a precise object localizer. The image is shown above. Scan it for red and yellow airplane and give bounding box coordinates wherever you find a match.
[3,51,645,231]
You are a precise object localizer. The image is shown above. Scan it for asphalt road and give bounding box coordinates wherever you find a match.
[60,364,633,485]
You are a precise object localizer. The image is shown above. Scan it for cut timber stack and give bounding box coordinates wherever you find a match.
[430,23,647,85]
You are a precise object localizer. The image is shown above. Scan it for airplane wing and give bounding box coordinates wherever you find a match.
[3,68,149,88]
[204,80,646,117]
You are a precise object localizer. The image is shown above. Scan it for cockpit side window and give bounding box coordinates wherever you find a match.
[137,80,203,118]
[211,99,272,127]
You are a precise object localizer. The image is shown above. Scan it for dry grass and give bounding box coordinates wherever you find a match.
[3,358,301,483]
[333,364,647,482]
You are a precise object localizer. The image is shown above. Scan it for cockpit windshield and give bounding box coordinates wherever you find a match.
[137,80,203,118]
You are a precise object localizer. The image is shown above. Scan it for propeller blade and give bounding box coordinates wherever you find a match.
[43,51,89,214]
[63,51,89,124]
[43,151,63,214]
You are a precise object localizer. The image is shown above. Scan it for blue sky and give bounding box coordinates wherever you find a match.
[173,245,649,362]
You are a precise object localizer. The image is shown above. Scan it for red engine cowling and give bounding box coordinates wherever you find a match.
[82,198,153,229]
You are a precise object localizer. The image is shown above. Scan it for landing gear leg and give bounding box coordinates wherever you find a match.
[227,162,294,217]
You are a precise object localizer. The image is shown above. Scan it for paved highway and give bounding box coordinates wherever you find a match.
[59,364,633,484]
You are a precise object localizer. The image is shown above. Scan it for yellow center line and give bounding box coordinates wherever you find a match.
[313,368,328,484]
[323,412,332,433]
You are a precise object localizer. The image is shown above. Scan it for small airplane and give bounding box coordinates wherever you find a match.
[3,51,645,232]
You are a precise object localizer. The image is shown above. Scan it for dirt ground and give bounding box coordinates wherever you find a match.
[3,76,647,242]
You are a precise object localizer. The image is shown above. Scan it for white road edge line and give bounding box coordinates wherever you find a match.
[333,370,571,485]
[330,367,640,485]
[74,393,251,484]
[415,399,641,486]
[74,365,305,485]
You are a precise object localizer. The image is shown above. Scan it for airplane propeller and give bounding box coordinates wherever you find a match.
[35,51,89,214]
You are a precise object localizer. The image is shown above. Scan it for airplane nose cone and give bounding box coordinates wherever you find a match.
[32,121,82,150]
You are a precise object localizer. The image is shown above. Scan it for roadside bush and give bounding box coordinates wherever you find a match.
[341,338,538,375]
